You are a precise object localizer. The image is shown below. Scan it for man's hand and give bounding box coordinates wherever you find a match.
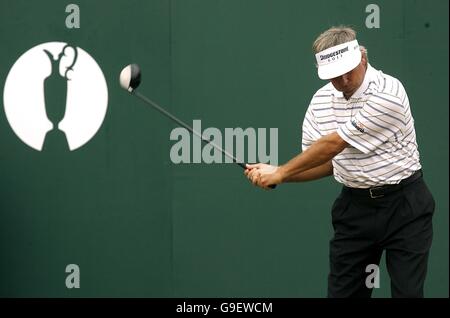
[244,133,346,190]
[244,163,282,190]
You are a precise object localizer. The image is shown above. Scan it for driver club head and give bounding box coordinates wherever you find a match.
[120,64,141,92]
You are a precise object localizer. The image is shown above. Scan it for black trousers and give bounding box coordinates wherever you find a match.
[328,172,435,298]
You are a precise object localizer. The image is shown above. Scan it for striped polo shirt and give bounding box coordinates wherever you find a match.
[302,64,421,188]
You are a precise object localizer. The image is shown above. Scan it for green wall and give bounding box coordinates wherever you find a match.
[0,0,448,297]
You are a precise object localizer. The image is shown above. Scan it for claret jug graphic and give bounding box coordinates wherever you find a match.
[3,42,108,151]
[42,44,78,150]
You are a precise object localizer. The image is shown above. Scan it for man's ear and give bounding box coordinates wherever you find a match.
[361,52,368,67]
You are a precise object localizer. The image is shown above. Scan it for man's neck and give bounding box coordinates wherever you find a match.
[343,92,353,100]
[344,68,368,100]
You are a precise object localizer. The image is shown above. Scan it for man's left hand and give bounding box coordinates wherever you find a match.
[245,163,283,189]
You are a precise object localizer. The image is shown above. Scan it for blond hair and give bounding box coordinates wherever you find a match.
[313,26,368,61]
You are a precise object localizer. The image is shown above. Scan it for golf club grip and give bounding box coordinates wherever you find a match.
[241,162,277,189]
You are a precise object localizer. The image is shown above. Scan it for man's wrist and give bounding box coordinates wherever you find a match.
[277,165,287,183]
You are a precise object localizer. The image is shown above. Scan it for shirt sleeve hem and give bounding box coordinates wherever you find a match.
[337,128,371,154]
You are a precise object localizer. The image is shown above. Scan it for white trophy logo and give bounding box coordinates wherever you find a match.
[3,42,108,151]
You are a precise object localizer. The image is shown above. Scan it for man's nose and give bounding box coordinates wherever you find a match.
[340,73,350,85]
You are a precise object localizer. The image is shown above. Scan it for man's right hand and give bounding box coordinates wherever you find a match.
[245,163,281,189]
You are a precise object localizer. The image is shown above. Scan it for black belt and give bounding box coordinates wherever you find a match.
[344,170,423,199]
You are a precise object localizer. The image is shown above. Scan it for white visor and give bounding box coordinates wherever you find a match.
[315,40,361,80]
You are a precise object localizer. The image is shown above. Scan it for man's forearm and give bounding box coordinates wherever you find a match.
[279,132,347,182]
[284,160,333,182]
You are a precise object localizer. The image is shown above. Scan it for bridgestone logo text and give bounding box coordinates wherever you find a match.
[320,46,349,60]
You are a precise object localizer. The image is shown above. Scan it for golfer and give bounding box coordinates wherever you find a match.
[245,26,435,298]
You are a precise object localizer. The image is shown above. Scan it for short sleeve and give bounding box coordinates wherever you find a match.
[302,107,322,151]
[337,92,406,154]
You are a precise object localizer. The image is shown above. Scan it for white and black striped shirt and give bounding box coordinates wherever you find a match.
[302,64,421,188]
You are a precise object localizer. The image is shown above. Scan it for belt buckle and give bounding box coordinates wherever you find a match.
[369,186,385,199]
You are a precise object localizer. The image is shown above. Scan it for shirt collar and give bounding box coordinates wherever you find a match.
[350,63,377,99]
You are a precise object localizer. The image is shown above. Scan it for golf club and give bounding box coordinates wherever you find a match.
[119,64,276,188]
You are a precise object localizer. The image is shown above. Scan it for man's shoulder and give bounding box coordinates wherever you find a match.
[368,66,407,99]
[305,83,339,114]
[313,82,336,96]
[309,82,337,103]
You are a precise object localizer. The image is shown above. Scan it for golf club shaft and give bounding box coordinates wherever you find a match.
[133,90,276,189]
[133,91,246,169]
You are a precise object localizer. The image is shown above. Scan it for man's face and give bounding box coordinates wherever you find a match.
[330,58,367,98]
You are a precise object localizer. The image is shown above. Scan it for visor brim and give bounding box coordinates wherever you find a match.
[317,49,362,80]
